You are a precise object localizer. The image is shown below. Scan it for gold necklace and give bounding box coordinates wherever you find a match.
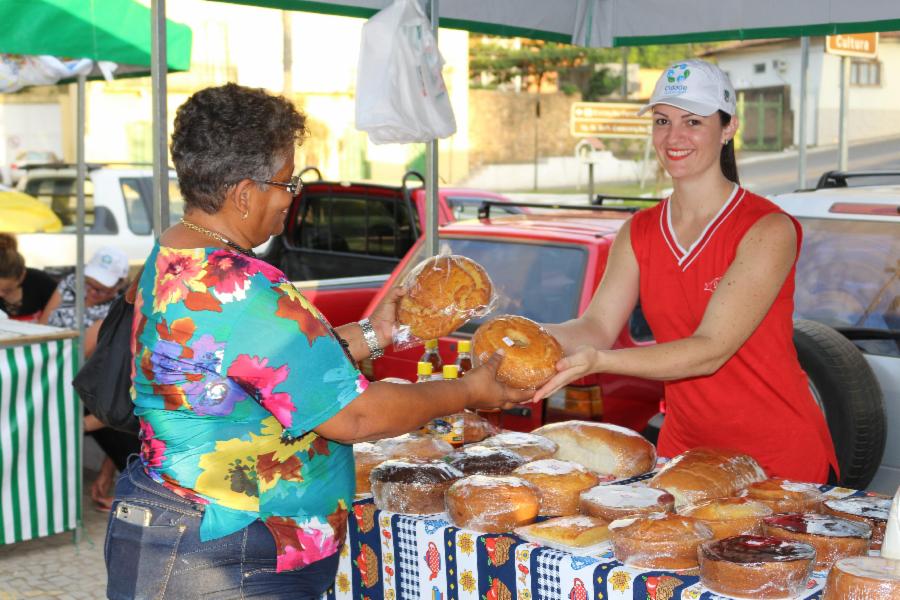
[179,218,256,257]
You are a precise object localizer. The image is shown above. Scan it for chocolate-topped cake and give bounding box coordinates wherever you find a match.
[823,496,890,550]
[699,535,816,598]
[762,513,871,569]
[445,444,527,475]
[370,458,463,514]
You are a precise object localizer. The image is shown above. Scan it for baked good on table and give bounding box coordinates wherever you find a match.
[472,315,563,389]
[579,484,675,521]
[648,447,767,508]
[513,459,600,516]
[823,495,891,550]
[698,535,817,599]
[531,420,656,478]
[479,431,558,461]
[353,442,389,495]
[376,433,454,460]
[823,556,900,600]
[370,458,463,514]
[742,477,825,513]
[398,255,493,340]
[681,497,773,540]
[445,444,527,476]
[762,513,872,569]
[515,515,611,549]
[608,512,714,570]
[445,475,540,533]
[454,410,498,444]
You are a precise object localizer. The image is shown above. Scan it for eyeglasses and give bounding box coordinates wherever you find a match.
[253,175,303,196]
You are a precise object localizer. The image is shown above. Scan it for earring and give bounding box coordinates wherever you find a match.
[242,211,249,219]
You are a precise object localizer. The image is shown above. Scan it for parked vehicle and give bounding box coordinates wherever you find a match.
[258,169,519,281]
[7,150,61,185]
[769,170,899,494]
[0,183,62,233]
[14,164,181,273]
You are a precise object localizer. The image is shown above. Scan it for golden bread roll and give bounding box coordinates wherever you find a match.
[531,420,656,478]
[579,484,675,521]
[452,410,498,444]
[823,496,890,550]
[353,442,389,495]
[823,556,900,600]
[376,433,453,460]
[445,475,540,533]
[648,447,767,508]
[609,513,714,570]
[479,431,558,461]
[445,444,527,476]
[516,515,611,549]
[370,458,462,514]
[742,478,825,513]
[513,459,600,516]
[699,535,816,599]
[398,255,493,340]
[762,513,872,570]
[680,497,773,540]
[472,315,562,389]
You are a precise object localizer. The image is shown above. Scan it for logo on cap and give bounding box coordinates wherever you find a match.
[664,63,691,95]
[724,89,731,101]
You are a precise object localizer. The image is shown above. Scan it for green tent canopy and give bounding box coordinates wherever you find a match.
[0,0,192,74]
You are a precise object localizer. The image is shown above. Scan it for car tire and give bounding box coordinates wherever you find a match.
[793,319,886,489]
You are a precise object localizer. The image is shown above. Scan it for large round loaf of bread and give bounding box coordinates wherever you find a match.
[445,475,540,533]
[648,447,767,508]
[609,513,714,570]
[472,315,563,389]
[823,556,900,600]
[531,421,656,478]
[398,255,493,340]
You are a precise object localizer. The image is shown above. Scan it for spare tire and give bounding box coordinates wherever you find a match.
[793,319,886,489]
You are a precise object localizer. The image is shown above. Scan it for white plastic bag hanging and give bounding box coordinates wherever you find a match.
[355,0,457,144]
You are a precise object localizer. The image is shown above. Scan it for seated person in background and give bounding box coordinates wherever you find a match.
[39,245,136,512]
[0,232,57,322]
[40,245,129,356]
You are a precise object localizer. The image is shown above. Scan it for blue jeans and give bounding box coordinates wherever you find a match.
[105,458,339,599]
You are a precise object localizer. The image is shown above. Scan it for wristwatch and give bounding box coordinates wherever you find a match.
[358,318,384,360]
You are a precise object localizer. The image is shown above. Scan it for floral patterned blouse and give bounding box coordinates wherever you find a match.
[131,243,367,572]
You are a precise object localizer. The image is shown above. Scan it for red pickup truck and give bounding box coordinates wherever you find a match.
[301,201,665,438]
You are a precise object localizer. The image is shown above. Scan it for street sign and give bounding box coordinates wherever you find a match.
[826,33,879,59]
[570,102,651,139]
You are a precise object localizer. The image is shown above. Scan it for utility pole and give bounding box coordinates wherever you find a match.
[282,11,293,96]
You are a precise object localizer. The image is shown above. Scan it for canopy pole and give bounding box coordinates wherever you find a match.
[838,55,850,172]
[75,74,86,369]
[424,0,439,257]
[797,36,809,189]
[151,0,170,237]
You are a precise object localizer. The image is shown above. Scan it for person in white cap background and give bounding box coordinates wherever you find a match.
[536,59,839,484]
[39,245,138,512]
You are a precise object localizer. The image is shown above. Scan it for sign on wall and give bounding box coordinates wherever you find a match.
[570,102,652,138]
[825,33,879,59]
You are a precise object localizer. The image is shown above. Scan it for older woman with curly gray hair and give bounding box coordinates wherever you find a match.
[103,83,530,599]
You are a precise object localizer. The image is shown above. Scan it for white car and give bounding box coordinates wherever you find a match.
[770,171,899,495]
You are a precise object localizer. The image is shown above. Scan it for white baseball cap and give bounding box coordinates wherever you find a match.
[637,59,736,117]
[85,246,129,287]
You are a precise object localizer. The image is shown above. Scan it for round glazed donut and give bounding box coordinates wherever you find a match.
[398,255,493,340]
[472,315,563,389]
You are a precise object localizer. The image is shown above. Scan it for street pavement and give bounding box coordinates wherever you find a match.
[0,470,108,599]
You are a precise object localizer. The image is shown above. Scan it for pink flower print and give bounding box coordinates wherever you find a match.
[139,419,167,468]
[153,249,205,312]
[227,355,295,428]
[275,525,339,572]
[356,374,369,394]
[203,251,256,296]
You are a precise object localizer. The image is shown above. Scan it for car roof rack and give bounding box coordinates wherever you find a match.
[477,200,642,220]
[814,170,900,189]
[21,161,164,172]
[593,193,663,205]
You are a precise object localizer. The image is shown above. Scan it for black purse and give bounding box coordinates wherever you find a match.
[72,270,142,434]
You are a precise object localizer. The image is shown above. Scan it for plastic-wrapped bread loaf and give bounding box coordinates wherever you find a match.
[680,497,773,540]
[445,475,540,533]
[762,513,872,570]
[354,442,389,495]
[370,458,463,514]
[472,315,563,389]
[579,484,675,521]
[823,496,891,550]
[699,535,816,599]
[531,420,656,478]
[741,477,826,513]
[375,433,454,460]
[445,445,527,476]
[479,431,558,461]
[608,513,713,570]
[512,459,600,516]
[515,515,611,550]
[648,447,767,508]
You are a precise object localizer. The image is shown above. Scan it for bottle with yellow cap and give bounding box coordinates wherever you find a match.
[421,365,465,446]
[419,339,443,374]
[455,339,473,376]
[416,361,433,383]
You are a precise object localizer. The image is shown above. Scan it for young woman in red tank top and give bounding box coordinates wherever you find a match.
[536,59,838,483]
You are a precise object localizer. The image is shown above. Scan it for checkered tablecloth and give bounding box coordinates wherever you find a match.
[322,477,868,600]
